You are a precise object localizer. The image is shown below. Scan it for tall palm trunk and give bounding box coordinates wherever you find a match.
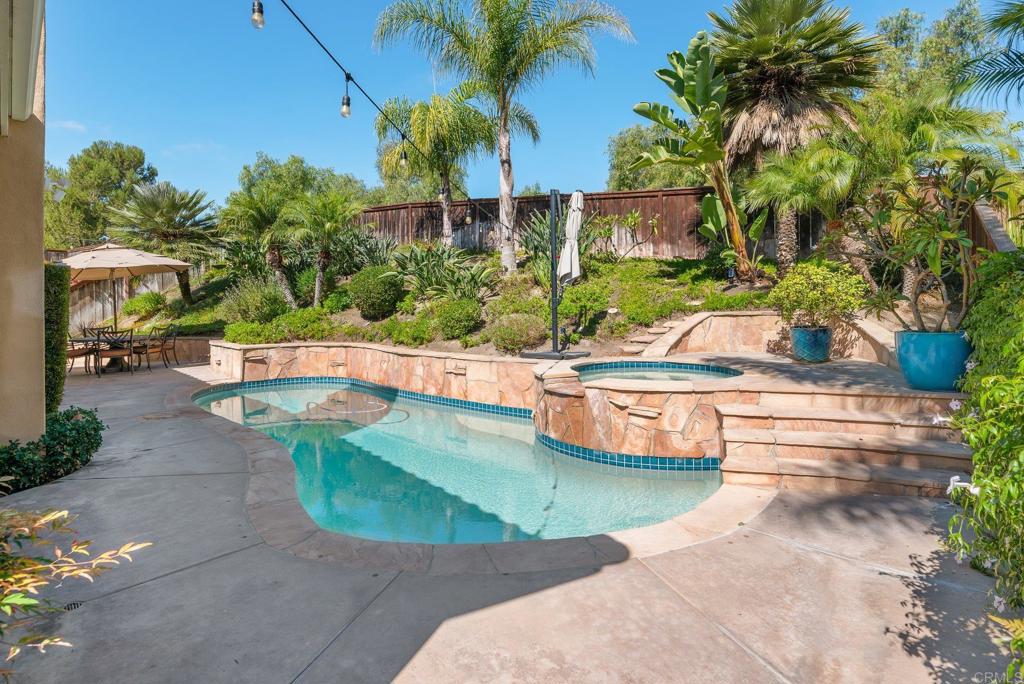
[776,208,799,277]
[266,246,298,309]
[175,269,194,306]
[314,250,330,308]
[901,263,920,299]
[497,119,517,273]
[440,177,454,248]
[708,162,752,278]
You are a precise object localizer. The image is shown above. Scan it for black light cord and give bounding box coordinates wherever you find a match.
[274,0,515,235]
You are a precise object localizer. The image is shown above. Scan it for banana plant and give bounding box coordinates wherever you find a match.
[698,194,768,274]
[629,31,752,277]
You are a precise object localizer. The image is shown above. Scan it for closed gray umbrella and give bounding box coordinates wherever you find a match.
[557,191,584,287]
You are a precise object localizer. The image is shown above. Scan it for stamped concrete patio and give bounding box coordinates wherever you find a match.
[10,367,1008,683]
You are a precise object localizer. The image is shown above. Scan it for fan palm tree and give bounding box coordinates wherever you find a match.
[107,182,218,305]
[375,0,632,273]
[376,85,496,247]
[220,185,298,309]
[709,0,881,275]
[282,191,365,307]
[970,1,1024,101]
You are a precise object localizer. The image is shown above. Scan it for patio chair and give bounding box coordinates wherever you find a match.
[94,329,135,376]
[132,325,178,370]
[81,324,113,338]
[66,332,94,375]
[158,325,180,366]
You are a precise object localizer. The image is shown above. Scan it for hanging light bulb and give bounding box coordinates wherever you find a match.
[340,73,352,118]
[465,208,473,225]
[251,0,265,29]
[399,138,409,168]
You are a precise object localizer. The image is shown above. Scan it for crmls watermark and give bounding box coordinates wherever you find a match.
[971,673,1024,683]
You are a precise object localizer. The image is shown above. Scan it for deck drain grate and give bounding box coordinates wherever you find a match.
[63,602,83,612]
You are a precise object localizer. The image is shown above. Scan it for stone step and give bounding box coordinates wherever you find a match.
[646,327,671,335]
[756,390,963,416]
[722,428,971,472]
[628,334,660,344]
[715,403,961,442]
[617,344,647,355]
[661,321,684,329]
[721,452,962,497]
[776,459,958,498]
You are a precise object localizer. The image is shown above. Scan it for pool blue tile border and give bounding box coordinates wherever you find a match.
[193,376,533,419]
[536,432,720,472]
[574,360,742,379]
[194,376,720,472]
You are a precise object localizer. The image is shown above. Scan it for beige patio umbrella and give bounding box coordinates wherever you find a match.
[557,191,585,287]
[62,243,191,328]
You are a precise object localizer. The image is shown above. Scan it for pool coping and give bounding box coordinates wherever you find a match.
[167,377,776,576]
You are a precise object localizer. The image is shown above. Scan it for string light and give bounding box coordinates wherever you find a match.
[251,0,512,238]
[340,73,352,118]
[251,1,265,29]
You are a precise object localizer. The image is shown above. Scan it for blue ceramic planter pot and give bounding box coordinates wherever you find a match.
[895,330,972,392]
[790,326,833,363]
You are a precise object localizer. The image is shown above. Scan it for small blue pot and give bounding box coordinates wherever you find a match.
[895,330,972,392]
[790,326,833,363]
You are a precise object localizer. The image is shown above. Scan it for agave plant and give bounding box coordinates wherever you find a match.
[390,243,470,296]
[426,262,498,303]
[356,233,397,269]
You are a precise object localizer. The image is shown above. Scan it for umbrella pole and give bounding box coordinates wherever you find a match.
[112,275,118,329]
[549,189,560,354]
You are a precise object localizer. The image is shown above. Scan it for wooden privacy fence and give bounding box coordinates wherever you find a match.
[358,187,714,259]
[360,186,1017,259]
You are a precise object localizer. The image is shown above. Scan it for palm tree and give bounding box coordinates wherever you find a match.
[220,185,298,309]
[709,0,880,275]
[107,182,218,305]
[282,191,365,307]
[376,85,496,247]
[375,0,632,273]
[748,85,1016,291]
[970,1,1024,100]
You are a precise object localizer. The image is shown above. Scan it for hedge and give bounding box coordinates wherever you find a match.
[0,407,105,492]
[948,251,1024,676]
[44,263,71,414]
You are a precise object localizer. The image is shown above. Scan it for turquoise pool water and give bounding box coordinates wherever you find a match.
[576,361,742,383]
[195,382,720,544]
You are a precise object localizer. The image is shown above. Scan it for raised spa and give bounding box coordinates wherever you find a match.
[575,361,743,383]
[195,380,719,545]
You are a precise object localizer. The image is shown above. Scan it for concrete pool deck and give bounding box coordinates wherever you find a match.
[10,367,1009,682]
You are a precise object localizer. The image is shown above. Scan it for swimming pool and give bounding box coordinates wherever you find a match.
[576,361,743,383]
[195,381,720,544]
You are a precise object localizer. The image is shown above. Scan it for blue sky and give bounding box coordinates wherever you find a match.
[47,0,983,205]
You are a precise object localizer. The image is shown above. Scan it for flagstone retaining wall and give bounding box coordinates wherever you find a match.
[208,341,539,410]
[650,310,898,369]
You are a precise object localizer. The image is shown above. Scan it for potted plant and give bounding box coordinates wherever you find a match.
[767,260,868,363]
[864,158,1002,391]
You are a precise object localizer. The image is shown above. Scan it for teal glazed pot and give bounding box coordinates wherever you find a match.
[895,330,972,392]
[790,326,833,363]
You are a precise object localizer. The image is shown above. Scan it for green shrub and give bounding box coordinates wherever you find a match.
[0,407,104,492]
[558,282,609,334]
[323,287,352,313]
[219,277,290,323]
[767,261,867,327]
[44,264,70,415]
[436,299,483,340]
[121,291,166,319]
[377,315,436,347]
[350,266,405,320]
[337,322,369,341]
[489,313,548,354]
[396,292,417,315]
[223,322,287,345]
[485,291,549,323]
[273,307,336,341]
[948,252,1024,677]
[618,283,685,326]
